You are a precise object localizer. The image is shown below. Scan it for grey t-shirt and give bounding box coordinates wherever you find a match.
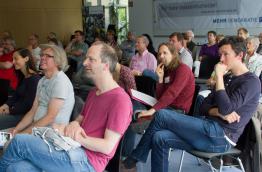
[35,71,75,124]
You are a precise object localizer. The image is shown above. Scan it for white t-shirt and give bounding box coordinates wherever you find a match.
[35,71,75,124]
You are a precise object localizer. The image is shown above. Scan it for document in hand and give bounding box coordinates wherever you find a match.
[130,89,157,107]
[0,132,12,147]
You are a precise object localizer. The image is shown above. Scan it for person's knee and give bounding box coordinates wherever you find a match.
[7,134,31,150]
[6,161,40,172]
[12,134,30,144]
[154,109,170,122]
[152,132,165,147]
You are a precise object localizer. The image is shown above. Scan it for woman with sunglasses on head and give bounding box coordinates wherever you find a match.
[0,48,41,129]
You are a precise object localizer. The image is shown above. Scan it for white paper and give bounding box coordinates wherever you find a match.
[131,89,157,106]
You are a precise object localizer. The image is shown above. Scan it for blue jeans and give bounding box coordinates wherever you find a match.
[122,99,147,157]
[130,109,231,172]
[0,134,95,172]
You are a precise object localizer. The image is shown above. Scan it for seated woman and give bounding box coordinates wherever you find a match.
[245,37,262,77]
[198,31,219,78]
[136,42,195,119]
[10,44,75,135]
[121,42,195,157]
[113,47,136,95]
[0,49,41,129]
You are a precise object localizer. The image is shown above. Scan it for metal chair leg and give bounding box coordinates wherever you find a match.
[168,148,172,162]
[196,158,201,166]
[178,150,185,172]
[237,157,246,172]
[219,157,223,172]
[207,160,217,172]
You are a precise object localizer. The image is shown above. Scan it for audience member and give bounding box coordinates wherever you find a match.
[120,31,136,66]
[47,32,63,48]
[0,37,18,105]
[0,43,3,56]
[130,35,157,76]
[0,49,41,129]
[244,37,262,76]
[113,47,136,95]
[137,42,195,118]
[123,36,261,172]
[48,38,59,46]
[65,30,88,72]
[237,27,249,40]
[169,32,193,69]
[198,31,219,78]
[257,32,262,55]
[142,33,157,58]
[27,33,41,70]
[185,30,196,53]
[216,34,225,43]
[10,44,74,135]
[0,42,132,172]
[106,30,118,48]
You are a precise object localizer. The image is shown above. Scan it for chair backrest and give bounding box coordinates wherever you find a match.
[236,117,261,172]
[70,96,85,121]
[192,45,201,61]
[198,57,219,79]
[135,75,156,97]
[188,84,201,115]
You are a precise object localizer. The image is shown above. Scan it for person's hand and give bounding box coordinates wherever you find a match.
[64,121,82,139]
[156,63,164,83]
[214,63,227,78]
[71,38,77,43]
[74,127,87,144]
[132,70,142,76]
[0,104,10,115]
[9,127,19,137]
[138,109,156,118]
[223,111,240,123]
[52,123,66,135]
[206,78,216,87]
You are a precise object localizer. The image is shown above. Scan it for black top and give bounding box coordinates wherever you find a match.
[187,41,196,54]
[6,74,41,115]
[200,72,261,143]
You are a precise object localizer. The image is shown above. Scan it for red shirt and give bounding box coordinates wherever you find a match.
[81,87,132,172]
[153,63,195,113]
[0,51,18,89]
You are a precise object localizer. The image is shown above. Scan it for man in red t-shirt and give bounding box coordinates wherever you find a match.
[0,37,17,105]
[0,42,132,172]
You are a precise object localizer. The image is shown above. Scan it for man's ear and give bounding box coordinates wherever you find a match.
[237,51,244,61]
[103,63,110,71]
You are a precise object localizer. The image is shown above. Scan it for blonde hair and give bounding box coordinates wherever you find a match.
[40,44,68,71]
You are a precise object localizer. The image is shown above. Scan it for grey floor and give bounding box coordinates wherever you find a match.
[134,149,242,172]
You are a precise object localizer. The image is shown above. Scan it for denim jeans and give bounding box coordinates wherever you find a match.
[122,99,147,157]
[0,134,95,172]
[130,109,231,172]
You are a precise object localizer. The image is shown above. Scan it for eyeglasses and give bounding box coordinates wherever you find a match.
[40,53,54,58]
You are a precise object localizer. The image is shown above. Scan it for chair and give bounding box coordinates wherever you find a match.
[135,75,156,98]
[178,117,261,172]
[70,96,85,121]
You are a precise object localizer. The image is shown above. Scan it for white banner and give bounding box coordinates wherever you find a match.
[153,0,262,35]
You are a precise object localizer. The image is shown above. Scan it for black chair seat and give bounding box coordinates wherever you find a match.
[189,147,241,159]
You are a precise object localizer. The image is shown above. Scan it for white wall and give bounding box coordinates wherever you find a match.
[129,0,167,49]
[129,0,262,48]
